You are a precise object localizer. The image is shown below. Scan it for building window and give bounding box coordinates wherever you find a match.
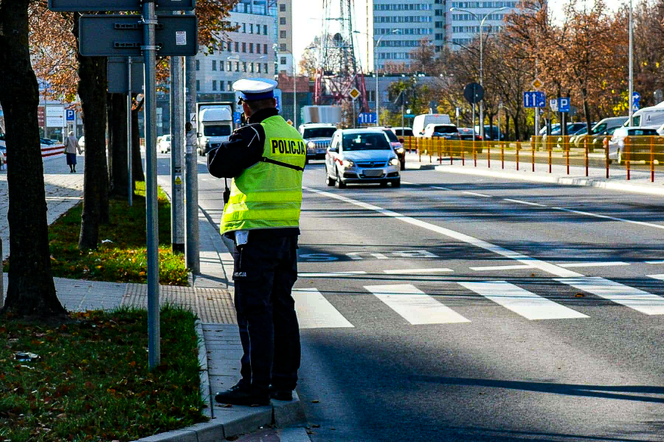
[280,30,287,39]
[257,63,262,73]
[228,41,232,52]
[220,60,224,71]
[243,62,247,72]
[264,44,268,54]
[280,56,287,65]
[196,80,200,91]
[280,3,286,11]
[280,17,286,25]
[220,81,225,91]
[228,81,232,91]
[242,42,246,53]
[250,24,254,34]
[280,43,287,51]
[249,43,254,53]
[257,44,261,54]
[264,63,268,73]
[236,62,240,72]
[235,42,239,52]
[242,23,246,33]
[212,60,216,71]
[263,25,268,35]
[435,21,443,28]
[196,59,200,70]
[250,63,254,73]
[212,80,217,91]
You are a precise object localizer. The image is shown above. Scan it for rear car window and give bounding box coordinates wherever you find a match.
[628,129,658,136]
[343,133,391,151]
[433,126,457,134]
[382,130,398,142]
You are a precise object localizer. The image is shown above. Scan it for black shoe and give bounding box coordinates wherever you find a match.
[269,386,293,401]
[215,384,270,406]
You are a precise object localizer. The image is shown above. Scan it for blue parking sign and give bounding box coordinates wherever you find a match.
[66,109,75,121]
[559,97,570,113]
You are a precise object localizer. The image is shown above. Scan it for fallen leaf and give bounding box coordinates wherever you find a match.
[311,400,320,403]
[575,293,585,298]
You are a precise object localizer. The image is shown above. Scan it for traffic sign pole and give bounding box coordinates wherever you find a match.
[143,0,161,371]
[127,57,133,208]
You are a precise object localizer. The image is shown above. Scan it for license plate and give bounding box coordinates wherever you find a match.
[363,169,383,177]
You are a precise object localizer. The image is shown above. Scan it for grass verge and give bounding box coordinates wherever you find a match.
[44,182,187,285]
[0,307,207,442]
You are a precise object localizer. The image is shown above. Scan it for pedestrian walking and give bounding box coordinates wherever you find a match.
[208,78,306,406]
[63,131,81,173]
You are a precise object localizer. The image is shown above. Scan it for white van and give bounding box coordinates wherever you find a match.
[413,114,451,137]
[630,102,664,128]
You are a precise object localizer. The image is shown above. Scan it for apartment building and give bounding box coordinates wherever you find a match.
[276,0,295,74]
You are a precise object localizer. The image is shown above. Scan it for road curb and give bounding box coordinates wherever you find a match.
[195,320,213,419]
[433,165,664,196]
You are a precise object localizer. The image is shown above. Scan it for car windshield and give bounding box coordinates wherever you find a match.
[382,130,399,142]
[342,133,390,151]
[591,123,606,135]
[627,129,658,136]
[458,128,473,134]
[433,125,457,134]
[204,125,232,137]
[632,116,641,126]
[303,127,336,138]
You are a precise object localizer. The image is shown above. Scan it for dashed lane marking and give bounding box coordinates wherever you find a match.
[470,264,534,271]
[648,274,664,281]
[557,262,630,268]
[503,198,546,207]
[293,288,354,329]
[383,268,454,274]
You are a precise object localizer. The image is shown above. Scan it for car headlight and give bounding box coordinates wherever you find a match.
[307,141,316,149]
[388,158,399,166]
[344,159,355,167]
[396,147,405,154]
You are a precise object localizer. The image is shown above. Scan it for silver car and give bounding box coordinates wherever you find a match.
[608,127,659,164]
[325,129,401,188]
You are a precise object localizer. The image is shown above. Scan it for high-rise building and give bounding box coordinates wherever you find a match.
[368,0,520,71]
[276,0,294,74]
[195,0,277,100]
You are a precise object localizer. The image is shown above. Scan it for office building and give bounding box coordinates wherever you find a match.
[276,0,295,74]
[447,1,520,48]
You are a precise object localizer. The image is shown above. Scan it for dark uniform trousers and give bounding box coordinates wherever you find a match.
[232,234,301,393]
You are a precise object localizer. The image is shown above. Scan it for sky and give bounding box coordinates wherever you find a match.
[291,0,626,70]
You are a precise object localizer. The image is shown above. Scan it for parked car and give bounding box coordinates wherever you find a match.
[608,127,660,164]
[158,134,172,153]
[572,117,627,149]
[390,127,414,139]
[78,136,85,152]
[299,124,337,162]
[375,127,405,170]
[325,129,400,188]
[457,127,482,141]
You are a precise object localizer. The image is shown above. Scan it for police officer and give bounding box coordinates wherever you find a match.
[208,78,306,406]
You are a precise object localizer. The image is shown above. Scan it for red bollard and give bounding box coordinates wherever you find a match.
[516,141,520,171]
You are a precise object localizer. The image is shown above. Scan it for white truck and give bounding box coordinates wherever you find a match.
[196,102,234,156]
[302,105,342,125]
[413,113,452,137]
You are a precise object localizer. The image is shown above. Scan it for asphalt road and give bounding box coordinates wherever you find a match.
[185,155,664,441]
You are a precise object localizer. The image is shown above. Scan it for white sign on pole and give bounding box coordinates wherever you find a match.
[46,106,65,127]
[549,99,559,112]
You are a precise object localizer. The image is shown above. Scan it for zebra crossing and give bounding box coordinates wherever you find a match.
[293,276,664,329]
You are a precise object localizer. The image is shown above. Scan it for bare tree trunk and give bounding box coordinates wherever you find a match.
[108,93,129,197]
[0,0,66,319]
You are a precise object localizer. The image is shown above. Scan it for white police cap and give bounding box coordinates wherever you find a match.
[233,78,278,101]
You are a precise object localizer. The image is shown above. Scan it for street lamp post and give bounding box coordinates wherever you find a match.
[273,45,297,126]
[628,0,634,126]
[450,6,507,140]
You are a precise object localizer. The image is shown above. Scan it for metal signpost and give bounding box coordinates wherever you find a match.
[52,0,198,371]
[350,87,360,129]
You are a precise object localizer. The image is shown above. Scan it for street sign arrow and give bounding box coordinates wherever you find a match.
[49,0,195,12]
[79,15,198,57]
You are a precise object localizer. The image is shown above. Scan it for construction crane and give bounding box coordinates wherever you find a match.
[314,0,369,114]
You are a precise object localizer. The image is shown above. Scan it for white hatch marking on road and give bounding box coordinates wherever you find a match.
[648,274,664,281]
[470,264,534,271]
[463,191,492,198]
[556,277,664,315]
[459,281,588,320]
[503,198,546,207]
[304,187,582,278]
[364,284,470,325]
[646,260,664,264]
[299,271,367,277]
[557,262,630,268]
[292,288,354,329]
[347,252,389,260]
[551,207,664,231]
[383,268,454,274]
[431,186,453,191]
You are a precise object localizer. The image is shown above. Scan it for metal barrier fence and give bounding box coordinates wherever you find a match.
[403,135,664,182]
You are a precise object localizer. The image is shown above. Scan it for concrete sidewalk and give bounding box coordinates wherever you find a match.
[0,156,307,441]
[405,151,664,196]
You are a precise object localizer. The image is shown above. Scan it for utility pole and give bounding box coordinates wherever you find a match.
[170,54,185,253]
[628,0,634,126]
[185,9,199,274]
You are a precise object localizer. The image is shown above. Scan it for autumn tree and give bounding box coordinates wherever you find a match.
[0,0,67,319]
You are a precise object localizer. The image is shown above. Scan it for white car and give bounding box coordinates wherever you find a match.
[325,129,400,188]
[608,127,660,164]
[158,134,171,153]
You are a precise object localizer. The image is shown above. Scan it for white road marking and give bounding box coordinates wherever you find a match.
[299,271,367,277]
[557,262,630,268]
[470,264,534,271]
[646,260,664,264]
[431,186,452,191]
[556,277,664,315]
[364,284,470,325]
[459,281,588,320]
[292,288,354,329]
[503,198,546,207]
[552,206,664,231]
[383,268,454,274]
[304,187,582,278]
[347,252,389,260]
[463,191,491,198]
[648,274,664,281]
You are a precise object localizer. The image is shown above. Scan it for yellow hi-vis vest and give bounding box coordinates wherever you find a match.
[221,115,306,235]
